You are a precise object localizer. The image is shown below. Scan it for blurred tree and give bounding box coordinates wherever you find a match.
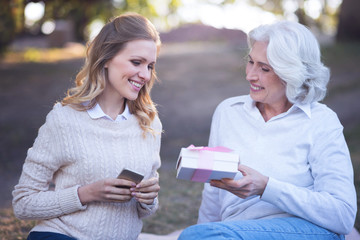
[43,0,115,42]
[40,0,179,42]
[336,0,360,41]
[0,0,24,56]
[0,0,180,55]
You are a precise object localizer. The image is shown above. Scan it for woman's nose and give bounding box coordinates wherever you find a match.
[138,66,151,82]
[246,65,257,82]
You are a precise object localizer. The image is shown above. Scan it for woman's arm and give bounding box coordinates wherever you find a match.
[262,125,356,234]
[136,117,162,218]
[12,109,86,220]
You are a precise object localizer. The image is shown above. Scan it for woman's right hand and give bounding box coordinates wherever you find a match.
[77,178,137,205]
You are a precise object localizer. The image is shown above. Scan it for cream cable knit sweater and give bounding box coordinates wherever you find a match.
[12,103,162,240]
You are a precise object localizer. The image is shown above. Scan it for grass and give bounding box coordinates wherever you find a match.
[142,169,203,234]
[1,44,85,64]
[0,208,37,240]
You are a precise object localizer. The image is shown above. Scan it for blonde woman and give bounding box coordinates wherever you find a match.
[13,13,162,240]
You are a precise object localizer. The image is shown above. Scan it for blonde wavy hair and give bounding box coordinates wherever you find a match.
[61,12,161,135]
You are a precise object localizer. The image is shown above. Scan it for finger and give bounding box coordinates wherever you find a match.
[132,190,158,198]
[114,179,136,188]
[136,177,158,188]
[137,198,155,205]
[110,194,133,202]
[132,183,160,194]
[103,189,132,201]
[238,164,251,176]
[132,191,158,202]
[112,186,132,195]
[210,180,228,189]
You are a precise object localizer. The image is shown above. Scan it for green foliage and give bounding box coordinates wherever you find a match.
[42,0,174,41]
[0,0,16,57]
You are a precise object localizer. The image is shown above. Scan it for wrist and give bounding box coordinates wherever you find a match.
[78,185,93,205]
[260,176,269,197]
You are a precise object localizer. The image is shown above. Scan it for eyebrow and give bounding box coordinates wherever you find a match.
[248,54,272,69]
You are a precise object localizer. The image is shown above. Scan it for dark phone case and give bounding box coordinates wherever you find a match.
[117,169,144,184]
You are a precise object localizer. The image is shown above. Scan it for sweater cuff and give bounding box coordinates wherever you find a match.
[139,197,158,210]
[138,197,158,218]
[58,185,87,215]
[261,177,283,203]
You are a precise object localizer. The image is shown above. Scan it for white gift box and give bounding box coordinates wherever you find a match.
[176,146,239,183]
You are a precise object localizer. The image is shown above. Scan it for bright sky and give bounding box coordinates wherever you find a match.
[24,0,343,36]
[177,0,278,33]
[175,0,342,33]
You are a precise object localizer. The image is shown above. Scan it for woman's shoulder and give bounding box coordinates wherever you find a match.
[310,101,343,129]
[48,102,75,116]
[216,95,249,111]
[311,102,339,120]
[45,102,82,124]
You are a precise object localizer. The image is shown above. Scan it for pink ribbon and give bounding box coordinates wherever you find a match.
[187,145,232,182]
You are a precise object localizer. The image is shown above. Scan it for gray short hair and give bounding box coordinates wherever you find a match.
[248,21,330,104]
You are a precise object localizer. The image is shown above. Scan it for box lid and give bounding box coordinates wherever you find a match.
[176,147,239,170]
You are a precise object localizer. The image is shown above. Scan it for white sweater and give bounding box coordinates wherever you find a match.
[198,95,357,235]
[12,103,162,240]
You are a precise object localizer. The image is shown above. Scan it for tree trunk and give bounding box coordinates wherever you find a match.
[336,0,360,41]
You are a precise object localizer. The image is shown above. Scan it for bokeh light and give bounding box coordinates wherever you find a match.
[24,2,45,27]
[41,20,56,35]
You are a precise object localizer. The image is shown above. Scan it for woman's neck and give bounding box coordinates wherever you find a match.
[97,94,126,120]
[256,100,293,122]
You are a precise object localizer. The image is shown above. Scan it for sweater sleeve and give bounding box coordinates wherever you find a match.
[12,107,86,220]
[137,169,159,218]
[262,117,357,235]
[137,116,162,218]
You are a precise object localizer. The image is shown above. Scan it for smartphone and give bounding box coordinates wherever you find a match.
[117,168,144,184]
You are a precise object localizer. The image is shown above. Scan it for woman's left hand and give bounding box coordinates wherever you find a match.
[210,164,269,199]
[130,177,160,205]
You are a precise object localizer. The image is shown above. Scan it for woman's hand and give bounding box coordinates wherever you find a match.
[130,177,160,205]
[78,178,136,205]
[210,164,269,199]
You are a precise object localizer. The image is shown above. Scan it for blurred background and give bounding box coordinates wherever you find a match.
[0,0,359,238]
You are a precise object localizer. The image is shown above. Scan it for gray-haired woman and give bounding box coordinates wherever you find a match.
[179,21,357,240]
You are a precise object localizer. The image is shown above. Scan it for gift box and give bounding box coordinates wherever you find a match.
[176,145,239,183]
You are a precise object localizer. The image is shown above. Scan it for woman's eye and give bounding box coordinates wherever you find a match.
[248,60,254,64]
[148,64,154,70]
[262,68,270,72]
[131,60,141,66]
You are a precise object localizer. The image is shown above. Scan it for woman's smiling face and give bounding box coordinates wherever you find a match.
[246,41,287,107]
[103,39,157,102]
